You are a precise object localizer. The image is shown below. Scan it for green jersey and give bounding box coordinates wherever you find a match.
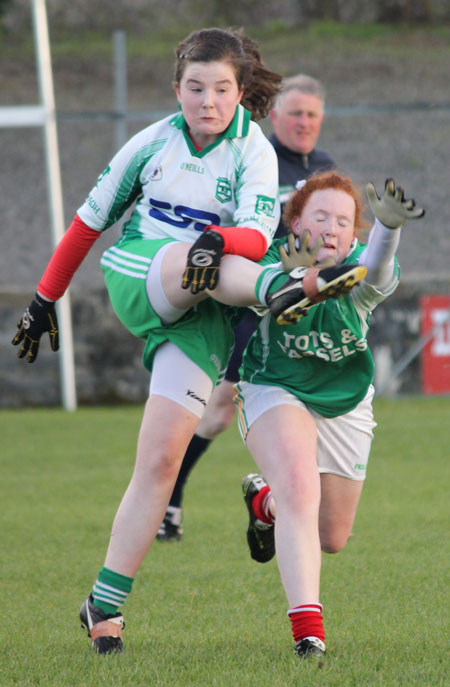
[241,240,400,418]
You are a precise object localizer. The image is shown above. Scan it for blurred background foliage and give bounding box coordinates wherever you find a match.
[1,0,449,38]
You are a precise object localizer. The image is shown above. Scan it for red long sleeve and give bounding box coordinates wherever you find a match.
[37,215,101,301]
[207,225,267,261]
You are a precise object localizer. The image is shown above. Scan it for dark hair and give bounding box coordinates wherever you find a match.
[174,27,282,121]
[283,171,370,240]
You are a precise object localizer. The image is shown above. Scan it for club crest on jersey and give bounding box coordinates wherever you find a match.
[96,165,111,186]
[150,165,163,181]
[215,177,232,204]
[255,195,276,217]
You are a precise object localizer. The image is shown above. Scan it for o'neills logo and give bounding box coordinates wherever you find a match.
[181,162,204,174]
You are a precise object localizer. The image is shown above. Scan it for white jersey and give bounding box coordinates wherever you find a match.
[78,105,280,247]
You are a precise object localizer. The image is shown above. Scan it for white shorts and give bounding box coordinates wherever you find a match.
[234,382,377,481]
[150,342,214,418]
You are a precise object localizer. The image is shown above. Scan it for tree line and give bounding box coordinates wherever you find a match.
[1,0,447,35]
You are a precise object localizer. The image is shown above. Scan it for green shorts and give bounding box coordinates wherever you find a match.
[100,238,236,386]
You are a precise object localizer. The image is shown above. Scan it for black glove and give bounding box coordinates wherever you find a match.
[12,292,59,363]
[181,230,225,295]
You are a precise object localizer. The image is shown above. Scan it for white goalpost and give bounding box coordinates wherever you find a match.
[0,0,77,410]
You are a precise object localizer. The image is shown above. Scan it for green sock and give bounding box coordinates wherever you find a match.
[254,267,287,306]
[92,565,134,615]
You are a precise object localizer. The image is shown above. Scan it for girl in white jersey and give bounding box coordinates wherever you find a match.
[11,28,366,656]
[234,172,424,660]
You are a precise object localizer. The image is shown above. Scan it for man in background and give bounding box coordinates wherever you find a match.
[158,74,335,540]
[269,74,335,236]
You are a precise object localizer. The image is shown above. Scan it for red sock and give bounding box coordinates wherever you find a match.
[287,604,325,643]
[251,486,274,524]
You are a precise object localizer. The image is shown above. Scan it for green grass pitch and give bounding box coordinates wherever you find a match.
[0,396,448,686]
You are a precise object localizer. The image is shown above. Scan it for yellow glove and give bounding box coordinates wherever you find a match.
[366,178,425,229]
[279,231,335,272]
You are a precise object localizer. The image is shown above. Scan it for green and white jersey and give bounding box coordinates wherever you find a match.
[77,105,280,246]
[242,240,400,418]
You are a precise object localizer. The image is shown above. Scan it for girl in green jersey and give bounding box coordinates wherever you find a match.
[236,172,424,659]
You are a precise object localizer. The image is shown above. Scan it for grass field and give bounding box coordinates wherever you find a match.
[1,396,448,686]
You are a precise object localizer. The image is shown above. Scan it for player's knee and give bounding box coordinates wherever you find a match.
[197,389,237,437]
[199,414,232,438]
[211,405,236,435]
[274,472,320,517]
[138,446,181,484]
[320,529,350,554]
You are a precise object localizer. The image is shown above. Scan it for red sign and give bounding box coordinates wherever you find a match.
[421,295,450,394]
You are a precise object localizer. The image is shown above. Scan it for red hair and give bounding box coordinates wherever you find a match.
[283,171,370,240]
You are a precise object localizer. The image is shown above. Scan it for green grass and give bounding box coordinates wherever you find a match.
[1,21,449,62]
[0,397,448,685]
